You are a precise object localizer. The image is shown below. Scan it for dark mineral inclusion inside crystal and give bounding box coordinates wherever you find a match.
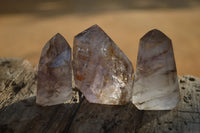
[36,33,72,106]
[73,25,134,105]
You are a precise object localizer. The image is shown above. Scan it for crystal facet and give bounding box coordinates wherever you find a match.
[132,29,180,110]
[73,25,134,105]
[36,33,72,106]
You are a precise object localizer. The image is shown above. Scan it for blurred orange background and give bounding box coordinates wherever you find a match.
[0,0,200,76]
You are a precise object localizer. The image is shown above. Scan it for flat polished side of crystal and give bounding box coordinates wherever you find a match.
[36,33,72,106]
[73,25,134,105]
[132,29,180,110]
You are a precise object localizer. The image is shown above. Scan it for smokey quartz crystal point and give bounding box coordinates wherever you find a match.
[36,33,72,106]
[132,29,180,110]
[73,25,134,105]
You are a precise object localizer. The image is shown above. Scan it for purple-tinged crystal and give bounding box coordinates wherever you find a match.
[132,29,180,110]
[36,33,72,106]
[73,25,134,105]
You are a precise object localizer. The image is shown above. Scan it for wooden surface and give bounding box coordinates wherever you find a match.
[0,58,199,133]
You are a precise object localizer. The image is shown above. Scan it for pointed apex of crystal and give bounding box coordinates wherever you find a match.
[73,25,134,105]
[55,32,62,37]
[51,33,66,42]
[54,33,68,41]
[140,29,170,43]
[84,24,102,31]
[88,24,101,30]
[41,33,71,58]
[36,34,72,106]
[75,24,106,40]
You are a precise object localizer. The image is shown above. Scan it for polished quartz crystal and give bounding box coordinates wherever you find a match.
[73,25,134,105]
[132,29,180,110]
[36,33,72,106]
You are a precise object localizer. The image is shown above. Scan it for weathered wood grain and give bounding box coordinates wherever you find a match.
[0,58,200,133]
[0,58,81,133]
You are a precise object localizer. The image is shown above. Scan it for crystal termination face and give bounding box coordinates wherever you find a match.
[132,29,180,110]
[73,25,134,105]
[36,33,72,106]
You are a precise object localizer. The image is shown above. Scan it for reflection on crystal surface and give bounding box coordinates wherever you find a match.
[50,50,71,68]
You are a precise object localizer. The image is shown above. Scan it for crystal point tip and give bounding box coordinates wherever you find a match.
[75,24,105,39]
[140,29,170,42]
